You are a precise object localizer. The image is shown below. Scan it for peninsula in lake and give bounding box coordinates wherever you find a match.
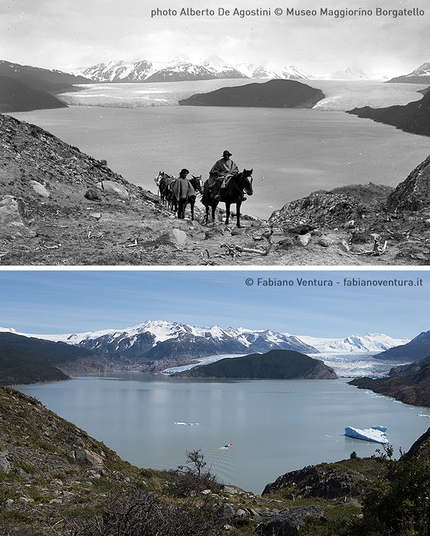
[178,79,325,108]
[174,349,337,379]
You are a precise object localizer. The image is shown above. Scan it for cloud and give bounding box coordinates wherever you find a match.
[1,0,428,76]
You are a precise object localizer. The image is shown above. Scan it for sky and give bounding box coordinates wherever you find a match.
[0,268,428,339]
[1,0,429,78]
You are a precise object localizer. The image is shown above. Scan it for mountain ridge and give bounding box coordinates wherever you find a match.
[387,62,430,83]
[0,322,409,355]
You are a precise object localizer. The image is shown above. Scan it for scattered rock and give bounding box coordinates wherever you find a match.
[340,239,350,252]
[1,112,430,266]
[74,447,104,469]
[0,451,11,473]
[387,154,430,211]
[31,180,50,197]
[0,195,34,238]
[258,506,326,536]
[295,233,311,247]
[85,188,102,201]
[318,236,332,247]
[96,180,129,200]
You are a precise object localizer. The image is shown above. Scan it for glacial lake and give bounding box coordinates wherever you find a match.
[10,79,430,220]
[16,368,430,494]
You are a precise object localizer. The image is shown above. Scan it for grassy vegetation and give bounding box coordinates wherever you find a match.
[1,386,430,535]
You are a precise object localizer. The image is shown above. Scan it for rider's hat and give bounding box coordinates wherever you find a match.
[223,150,232,157]
[180,168,189,175]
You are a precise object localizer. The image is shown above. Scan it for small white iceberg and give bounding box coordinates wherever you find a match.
[173,422,200,426]
[344,425,389,444]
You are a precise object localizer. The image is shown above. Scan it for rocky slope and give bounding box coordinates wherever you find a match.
[175,349,337,379]
[0,75,68,113]
[0,385,158,534]
[179,79,325,108]
[0,385,368,535]
[0,331,114,384]
[0,59,92,112]
[387,62,430,84]
[347,89,430,137]
[373,330,430,362]
[1,112,430,266]
[347,331,430,406]
[3,383,430,535]
[348,355,430,407]
[0,60,91,93]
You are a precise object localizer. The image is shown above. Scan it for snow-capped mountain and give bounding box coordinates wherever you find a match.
[326,66,369,80]
[298,333,409,354]
[0,323,410,364]
[388,62,430,83]
[236,60,311,80]
[76,56,314,83]
[79,56,247,83]
[55,320,319,360]
[76,56,379,83]
[80,60,153,82]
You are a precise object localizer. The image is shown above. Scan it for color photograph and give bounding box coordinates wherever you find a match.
[1,268,430,533]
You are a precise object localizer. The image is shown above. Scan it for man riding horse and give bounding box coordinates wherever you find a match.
[206,150,240,201]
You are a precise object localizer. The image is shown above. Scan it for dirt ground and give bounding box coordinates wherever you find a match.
[1,112,429,267]
[1,192,429,266]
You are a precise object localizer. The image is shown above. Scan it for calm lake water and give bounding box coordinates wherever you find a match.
[10,80,430,220]
[16,374,430,494]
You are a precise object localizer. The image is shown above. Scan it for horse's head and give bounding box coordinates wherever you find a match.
[154,171,164,185]
[241,168,253,196]
[190,175,203,194]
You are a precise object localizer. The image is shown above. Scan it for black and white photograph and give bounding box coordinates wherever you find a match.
[1,0,429,265]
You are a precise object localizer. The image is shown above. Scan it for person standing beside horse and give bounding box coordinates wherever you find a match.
[172,169,196,219]
[207,150,239,200]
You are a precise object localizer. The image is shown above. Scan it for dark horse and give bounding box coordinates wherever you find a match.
[155,171,174,206]
[155,171,178,212]
[201,169,253,227]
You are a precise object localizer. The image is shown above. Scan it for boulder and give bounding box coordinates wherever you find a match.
[295,233,311,247]
[258,506,326,536]
[0,451,11,473]
[96,180,129,200]
[74,448,104,469]
[0,195,34,238]
[31,180,50,197]
[169,229,187,247]
[85,188,102,201]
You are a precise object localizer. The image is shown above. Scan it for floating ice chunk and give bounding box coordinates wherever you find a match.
[173,422,200,426]
[344,425,389,444]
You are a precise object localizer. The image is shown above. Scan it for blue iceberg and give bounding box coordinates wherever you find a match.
[345,425,389,444]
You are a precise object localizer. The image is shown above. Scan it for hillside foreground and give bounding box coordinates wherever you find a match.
[3,384,430,536]
[1,113,430,266]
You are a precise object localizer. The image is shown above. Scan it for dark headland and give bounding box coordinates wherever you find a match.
[178,79,325,108]
[174,349,337,379]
